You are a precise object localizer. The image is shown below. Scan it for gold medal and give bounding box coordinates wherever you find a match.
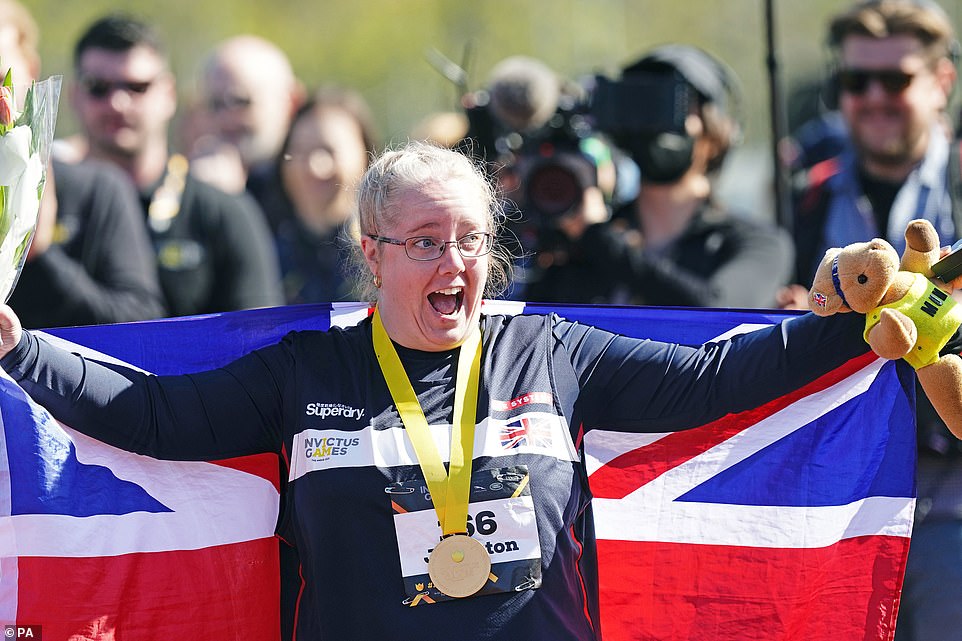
[428,534,491,598]
[373,310,488,600]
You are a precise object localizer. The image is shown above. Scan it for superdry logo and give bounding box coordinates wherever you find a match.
[491,392,553,412]
[304,435,361,460]
[305,402,365,420]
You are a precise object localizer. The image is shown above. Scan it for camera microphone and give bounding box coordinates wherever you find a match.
[486,56,561,133]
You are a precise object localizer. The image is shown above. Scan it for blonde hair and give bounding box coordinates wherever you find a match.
[351,141,512,301]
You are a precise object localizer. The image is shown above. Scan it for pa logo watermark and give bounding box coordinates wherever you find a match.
[3,626,41,639]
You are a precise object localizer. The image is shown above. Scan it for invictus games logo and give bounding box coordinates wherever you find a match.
[305,402,365,420]
[304,435,360,461]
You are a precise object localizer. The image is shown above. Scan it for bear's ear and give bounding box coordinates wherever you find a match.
[811,247,840,291]
[809,248,847,316]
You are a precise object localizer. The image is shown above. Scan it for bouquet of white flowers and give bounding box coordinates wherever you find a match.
[0,69,61,302]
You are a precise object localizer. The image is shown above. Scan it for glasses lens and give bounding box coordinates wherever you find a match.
[838,69,914,95]
[125,81,153,95]
[878,71,914,93]
[458,233,492,257]
[404,237,442,261]
[82,77,111,98]
[208,94,253,112]
[838,70,869,94]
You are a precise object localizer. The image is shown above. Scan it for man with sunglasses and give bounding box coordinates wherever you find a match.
[0,0,166,329]
[66,14,283,318]
[787,0,958,289]
[782,3,962,640]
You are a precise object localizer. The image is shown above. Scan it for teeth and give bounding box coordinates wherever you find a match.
[434,287,462,295]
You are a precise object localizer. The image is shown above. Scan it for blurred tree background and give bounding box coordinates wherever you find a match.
[24,0,962,217]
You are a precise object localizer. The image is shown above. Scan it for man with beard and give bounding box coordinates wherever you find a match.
[784,0,959,297]
[66,14,282,318]
[782,3,962,640]
[0,0,166,328]
[185,35,306,195]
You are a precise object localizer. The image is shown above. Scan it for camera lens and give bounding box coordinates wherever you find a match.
[522,151,598,221]
[525,162,583,217]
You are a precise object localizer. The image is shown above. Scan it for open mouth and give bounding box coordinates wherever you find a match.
[428,287,464,316]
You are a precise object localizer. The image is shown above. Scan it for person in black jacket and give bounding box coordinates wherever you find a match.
[777,4,962,640]
[522,45,793,308]
[249,86,379,305]
[0,0,165,328]
[12,159,166,328]
[64,13,283,318]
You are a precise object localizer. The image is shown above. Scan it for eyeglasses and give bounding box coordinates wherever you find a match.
[836,69,916,95]
[367,232,494,261]
[80,75,156,99]
[207,94,253,112]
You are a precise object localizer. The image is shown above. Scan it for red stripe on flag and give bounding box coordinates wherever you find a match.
[589,352,879,500]
[16,538,280,640]
[597,535,908,641]
[210,452,282,493]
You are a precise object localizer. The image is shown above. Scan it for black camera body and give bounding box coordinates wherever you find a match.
[933,240,962,283]
[460,47,729,230]
[514,100,599,223]
[462,69,698,211]
[589,72,691,139]
[462,90,600,224]
[513,148,598,234]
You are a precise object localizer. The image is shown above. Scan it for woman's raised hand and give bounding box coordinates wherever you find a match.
[0,304,23,360]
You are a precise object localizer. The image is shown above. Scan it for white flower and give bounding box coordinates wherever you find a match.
[0,127,42,218]
[0,125,42,299]
[0,125,32,184]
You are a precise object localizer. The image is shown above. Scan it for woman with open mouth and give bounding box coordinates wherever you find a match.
[0,140,881,640]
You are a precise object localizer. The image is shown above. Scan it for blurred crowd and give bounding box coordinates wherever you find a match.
[2,0,962,640]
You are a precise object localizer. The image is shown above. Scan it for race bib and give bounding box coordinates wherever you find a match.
[390,465,542,605]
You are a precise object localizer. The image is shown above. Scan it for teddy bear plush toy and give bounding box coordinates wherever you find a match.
[808,219,962,439]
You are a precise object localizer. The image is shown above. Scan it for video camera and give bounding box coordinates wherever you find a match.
[461,67,695,226]
[589,71,691,142]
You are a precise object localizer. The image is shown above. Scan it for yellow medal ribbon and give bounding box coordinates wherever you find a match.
[372,307,482,536]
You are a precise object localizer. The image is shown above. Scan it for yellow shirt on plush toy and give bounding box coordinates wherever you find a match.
[864,273,962,369]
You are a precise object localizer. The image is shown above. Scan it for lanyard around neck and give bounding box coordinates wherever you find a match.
[147,153,189,234]
[372,308,482,536]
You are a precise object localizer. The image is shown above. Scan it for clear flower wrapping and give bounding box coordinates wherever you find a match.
[0,70,61,302]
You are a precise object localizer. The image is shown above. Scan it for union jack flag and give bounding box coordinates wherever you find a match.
[500,416,554,450]
[0,301,913,641]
